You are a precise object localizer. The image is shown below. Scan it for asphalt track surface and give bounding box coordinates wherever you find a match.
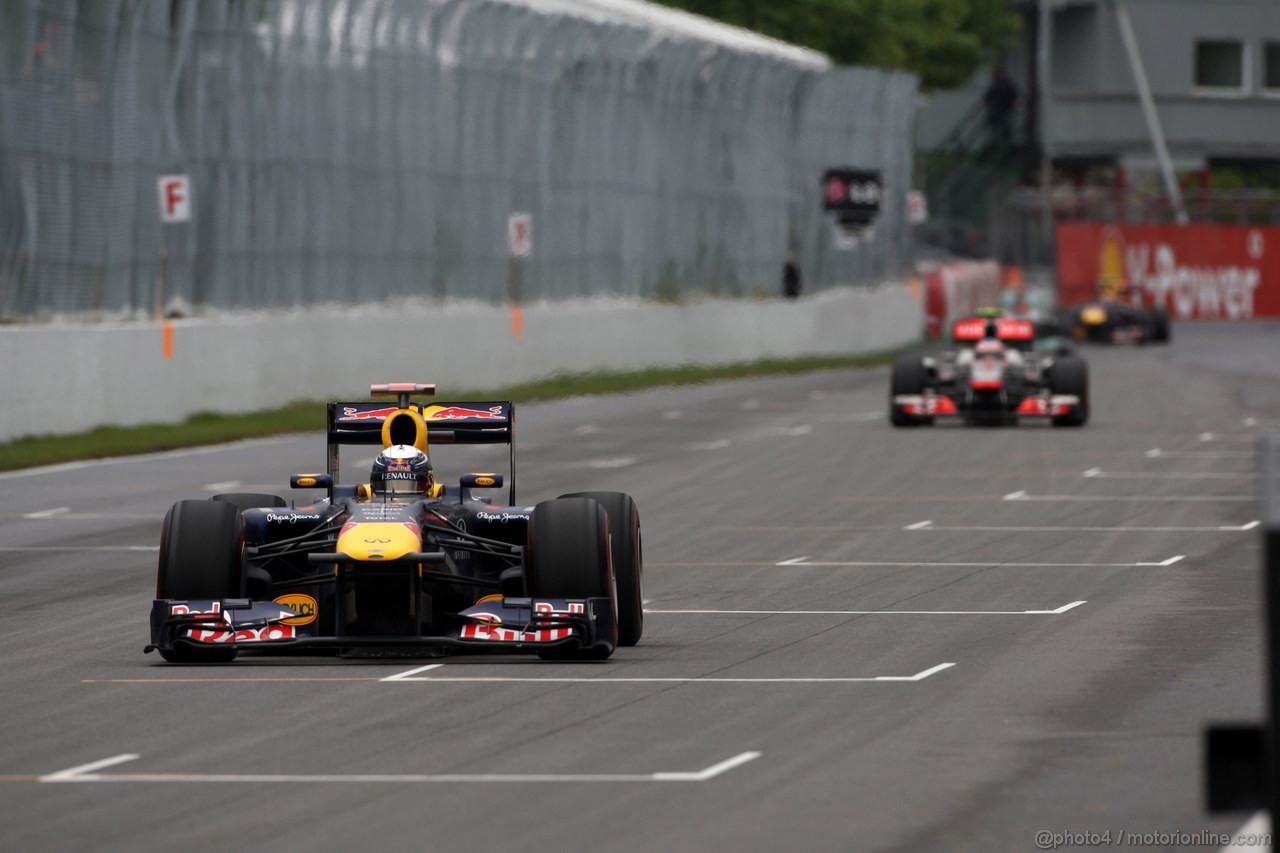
[2,322,1278,852]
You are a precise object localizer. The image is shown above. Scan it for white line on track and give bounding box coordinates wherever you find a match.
[380,663,445,682]
[22,507,69,519]
[776,556,810,565]
[905,521,1259,533]
[41,754,141,782]
[1145,448,1253,459]
[0,545,159,552]
[647,602,1086,616]
[686,439,731,451]
[576,457,637,470]
[379,664,956,684]
[40,752,763,784]
[1003,493,1253,502]
[202,480,241,491]
[777,557,1183,568]
[765,424,812,437]
[1081,469,1252,480]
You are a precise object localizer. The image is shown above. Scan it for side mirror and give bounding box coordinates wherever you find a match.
[460,473,503,489]
[290,474,333,490]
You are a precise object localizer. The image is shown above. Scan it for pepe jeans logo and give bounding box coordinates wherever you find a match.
[266,512,321,523]
[476,511,529,523]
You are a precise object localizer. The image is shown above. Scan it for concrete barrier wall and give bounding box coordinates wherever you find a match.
[0,283,921,442]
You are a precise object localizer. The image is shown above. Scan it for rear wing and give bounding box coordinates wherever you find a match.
[951,317,1036,350]
[326,401,516,503]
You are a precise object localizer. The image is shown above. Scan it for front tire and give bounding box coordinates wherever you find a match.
[156,500,247,663]
[1049,356,1089,427]
[559,491,642,646]
[526,498,616,660]
[1151,308,1171,343]
[211,492,287,512]
[889,356,932,427]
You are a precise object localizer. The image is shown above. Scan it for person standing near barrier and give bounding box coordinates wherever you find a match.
[983,65,1020,146]
[782,250,802,299]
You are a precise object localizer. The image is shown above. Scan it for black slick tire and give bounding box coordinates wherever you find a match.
[889,356,932,427]
[211,493,287,512]
[559,491,642,646]
[156,499,246,663]
[1152,308,1171,343]
[526,497,616,660]
[1049,356,1089,427]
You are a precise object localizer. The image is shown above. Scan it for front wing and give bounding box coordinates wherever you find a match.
[146,596,616,658]
[893,393,1082,420]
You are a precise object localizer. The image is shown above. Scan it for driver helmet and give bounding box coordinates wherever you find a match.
[974,338,1005,358]
[370,445,434,495]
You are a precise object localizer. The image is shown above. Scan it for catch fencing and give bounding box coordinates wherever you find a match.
[0,0,917,320]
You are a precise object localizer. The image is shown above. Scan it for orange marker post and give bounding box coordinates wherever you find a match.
[162,322,174,359]
[509,306,524,341]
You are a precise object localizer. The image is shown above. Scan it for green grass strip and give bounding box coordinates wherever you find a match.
[0,349,901,472]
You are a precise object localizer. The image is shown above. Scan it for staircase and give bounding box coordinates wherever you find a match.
[919,101,1025,257]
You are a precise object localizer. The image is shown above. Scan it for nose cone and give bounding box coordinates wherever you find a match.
[336,522,421,560]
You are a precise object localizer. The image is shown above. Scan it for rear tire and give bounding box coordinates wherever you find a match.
[156,500,246,663]
[211,492,287,512]
[559,491,642,646]
[1049,356,1089,427]
[889,356,932,427]
[526,498,616,660]
[1151,308,1171,343]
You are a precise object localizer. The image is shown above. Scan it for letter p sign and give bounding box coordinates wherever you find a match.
[157,175,191,223]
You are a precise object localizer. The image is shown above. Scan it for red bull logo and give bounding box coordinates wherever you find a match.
[339,406,399,422]
[423,405,506,421]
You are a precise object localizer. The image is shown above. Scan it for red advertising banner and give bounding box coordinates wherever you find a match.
[1056,222,1280,319]
[921,260,1002,338]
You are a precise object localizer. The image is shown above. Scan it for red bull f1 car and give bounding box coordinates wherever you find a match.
[147,384,643,663]
[1063,285,1171,344]
[890,315,1089,427]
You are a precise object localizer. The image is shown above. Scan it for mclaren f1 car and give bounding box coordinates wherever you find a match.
[890,315,1089,427]
[147,384,643,663]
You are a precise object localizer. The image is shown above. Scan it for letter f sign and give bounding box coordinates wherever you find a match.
[157,175,191,223]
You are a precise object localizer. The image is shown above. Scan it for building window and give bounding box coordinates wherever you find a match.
[1194,40,1246,92]
[1266,42,1280,91]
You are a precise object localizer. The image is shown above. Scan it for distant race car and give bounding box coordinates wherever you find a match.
[1063,286,1170,344]
[890,315,1089,427]
[147,384,642,663]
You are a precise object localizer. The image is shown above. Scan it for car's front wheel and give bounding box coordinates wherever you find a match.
[559,491,642,646]
[156,500,246,663]
[1049,357,1089,427]
[526,498,616,660]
